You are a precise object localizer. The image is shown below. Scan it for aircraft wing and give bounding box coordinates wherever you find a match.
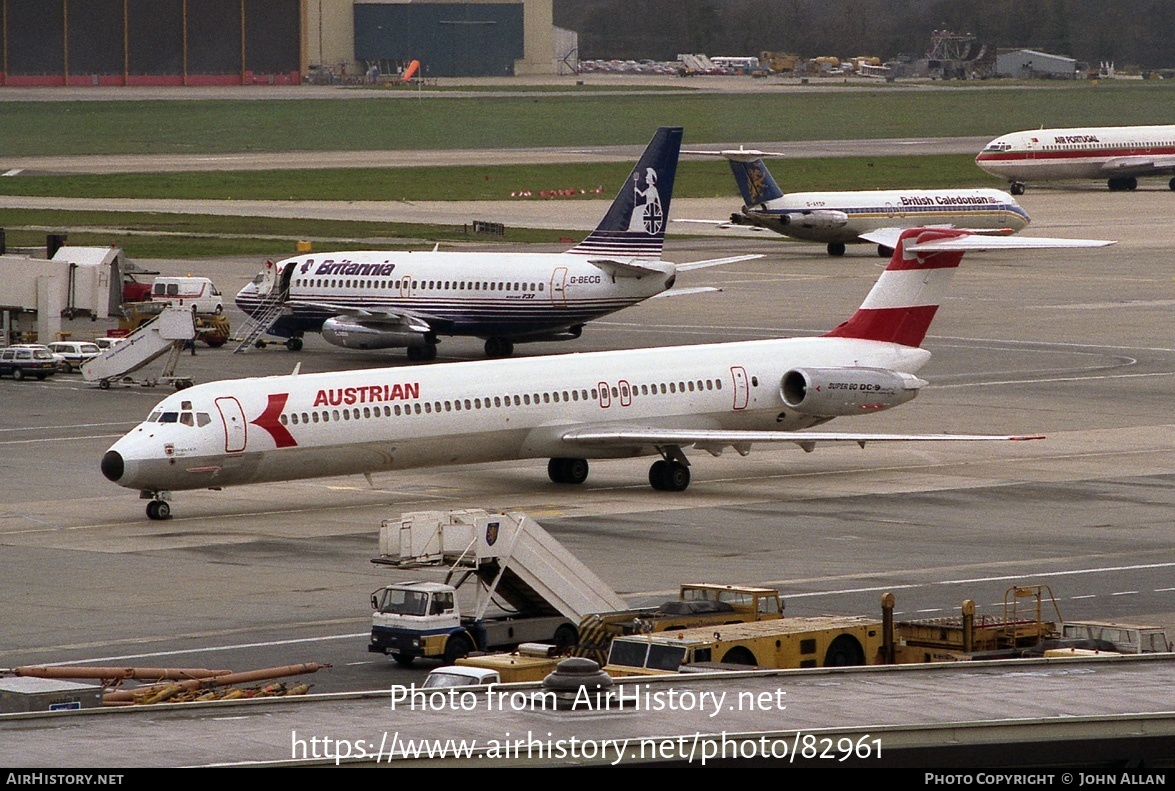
[673,219,774,233]
[288,300,436,333]
[562,426,1044,455]
[1098,155,1175,176]
[682,147,787,162]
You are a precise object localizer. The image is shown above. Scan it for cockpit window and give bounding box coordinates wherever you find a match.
[197,413,211,427]
[160,412,179,423]
[180,413,194,426]
[148,411,162,422]
[251,273,265,285]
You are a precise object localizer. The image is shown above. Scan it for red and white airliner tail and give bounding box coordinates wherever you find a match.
[825,228,966,348]
[100,228,1113,520]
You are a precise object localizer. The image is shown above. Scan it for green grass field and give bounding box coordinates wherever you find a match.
[0,155,1000,202]
[1,83,1172,156]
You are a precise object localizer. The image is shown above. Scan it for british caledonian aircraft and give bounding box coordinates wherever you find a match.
[976,124,1175,194]
[679,148,1030,257]
[103,227,1111,520]
[234,127,752,360]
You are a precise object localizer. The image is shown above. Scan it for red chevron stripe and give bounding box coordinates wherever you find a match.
[251,393,297,448]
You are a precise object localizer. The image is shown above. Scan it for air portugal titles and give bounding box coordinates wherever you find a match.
[312,381,421,407]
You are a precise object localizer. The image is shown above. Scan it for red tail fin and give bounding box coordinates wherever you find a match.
[824,228,968,347]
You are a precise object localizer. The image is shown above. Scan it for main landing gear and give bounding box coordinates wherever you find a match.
[648,459,690,491]
[1010,181,1026,196]
[144,491,172,520]
[826,242,846,257]
[548,457,589,484]
[285,336,304,351]
[406,343,438,362]
[1107,176,1138,191]
[484,337,514,358]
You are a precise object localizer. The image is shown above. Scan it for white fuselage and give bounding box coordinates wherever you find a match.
[976,125,1175,182]
[235,250,677,340]
[103,335,930,493]
[743,189,1029,244]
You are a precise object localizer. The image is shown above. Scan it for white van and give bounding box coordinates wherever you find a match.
[151,277,224,315]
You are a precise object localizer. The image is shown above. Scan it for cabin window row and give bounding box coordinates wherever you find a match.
[292,278,545,293]
[277,378,726,426]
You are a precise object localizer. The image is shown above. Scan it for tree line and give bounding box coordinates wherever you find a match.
[554,0,1175,70]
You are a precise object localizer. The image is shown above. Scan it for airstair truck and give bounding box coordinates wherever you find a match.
[368,510,627,666]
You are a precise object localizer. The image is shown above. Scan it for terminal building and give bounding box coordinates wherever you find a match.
[0,0,572,86]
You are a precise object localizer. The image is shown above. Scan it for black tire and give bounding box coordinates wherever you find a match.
[553,624,579,648]
[649,459,669,490]
[146,500,172,521]
[407,345,426,362]
[823,634,866,667]
[721,646,758,665]
[13,368,23,381]
[827,242,846,257]
[391,652,416,667]
[484,337,514,358]
[1010,182,1025,196]
[1169,177,1175,191]
[61,362,73,373]
[666,461,690,492]
[1127,177,1138,191]
[99,379,110,390]
[548,458,588,485]
[286,337,303,352]
[442,634,472,665]
[877,245,893,258]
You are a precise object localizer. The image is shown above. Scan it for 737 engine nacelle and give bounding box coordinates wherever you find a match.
[321,317,427,350]
[783,209,850,230]
[781,367,926,416]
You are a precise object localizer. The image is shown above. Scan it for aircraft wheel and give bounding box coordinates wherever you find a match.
[1010,182,1025,196]
[649,460,669,490]
[1108,177,1128,191]
[548,457,589,484]
[285,337,303,352]
[146,500,171,521]
[484,337,514,358]
[1169,177,1175,191]
[877,244,893,258]
[665,461,691,491]
[1127,177,1138,191]
[827,242,846,257]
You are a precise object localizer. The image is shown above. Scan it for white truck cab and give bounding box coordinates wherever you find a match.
[422,666,501,688]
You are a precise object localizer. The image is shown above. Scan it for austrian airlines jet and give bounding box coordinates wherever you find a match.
[234,127,750,360]
[976,125,1175,194]
[680,148,1030,257]
[101,228,1111,520]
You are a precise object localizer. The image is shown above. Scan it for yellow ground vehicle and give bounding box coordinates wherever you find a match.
[119,303,230,347]
[605,616,884,677]
[575,583,784,664]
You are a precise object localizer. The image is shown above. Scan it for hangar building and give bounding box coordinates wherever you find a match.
[994,49,1078,79]
[0,0,569,86]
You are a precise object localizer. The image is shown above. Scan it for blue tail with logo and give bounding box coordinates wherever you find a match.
[567,126,682,259]
[728,157,785,207]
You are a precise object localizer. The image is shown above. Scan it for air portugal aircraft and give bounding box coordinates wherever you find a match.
[681,149,1029,257]
[976,125,1175,194]
[103,228,1111,520]
[234,127,748,360]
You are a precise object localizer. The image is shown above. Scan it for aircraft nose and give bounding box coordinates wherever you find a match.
[101,450,124,482]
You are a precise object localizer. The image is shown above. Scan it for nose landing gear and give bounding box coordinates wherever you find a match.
[143,491,173,520]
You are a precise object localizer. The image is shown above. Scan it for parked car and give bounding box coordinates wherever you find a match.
[94,336,128,351]
[48,341,102,373]
[0,345,59,380]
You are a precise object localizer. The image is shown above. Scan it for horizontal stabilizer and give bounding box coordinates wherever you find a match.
[676,254,762,272]
[587,258,667,278]
[858,232,1116,253]
[651,286,722,299]
[683,147,787,162]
